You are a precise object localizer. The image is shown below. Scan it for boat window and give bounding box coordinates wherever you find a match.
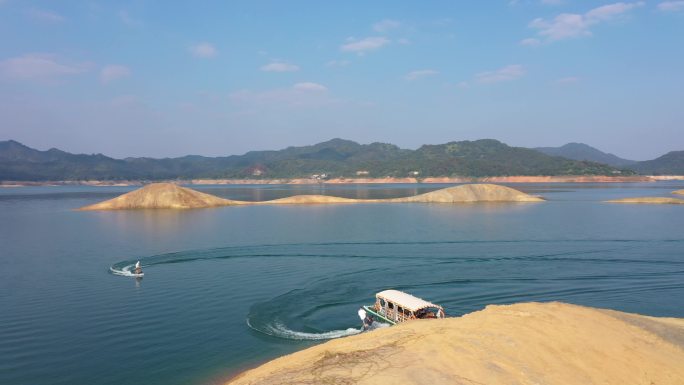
[388,302,394,309]
[380,299,386,307]
[397,306,403,314]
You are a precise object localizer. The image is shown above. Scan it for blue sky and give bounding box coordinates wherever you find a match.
[1,1,683,160]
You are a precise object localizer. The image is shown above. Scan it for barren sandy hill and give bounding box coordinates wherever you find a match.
[79,183,543,210]
[606,196,684,204]
[393,183,543,203]
[674,189,684,196]
[227,302,684,385]
[79,183,242,210]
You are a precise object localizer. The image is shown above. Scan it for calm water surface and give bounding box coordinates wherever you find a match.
[1,182,684,385]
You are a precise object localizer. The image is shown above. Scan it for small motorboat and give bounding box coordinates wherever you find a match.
[359,289,444,328]
[132,261,144,277]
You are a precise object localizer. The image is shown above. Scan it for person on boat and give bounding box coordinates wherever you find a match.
[134,261,143,275]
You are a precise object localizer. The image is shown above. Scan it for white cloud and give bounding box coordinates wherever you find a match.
[475,65,525,83]
[0,53,89,82]
[260,61,300,72]
[405,69,438,81]
[520,38,541,46]
[28,8,65,23]
[340,37,390,53]
[373,19,400,33]
[526,2,644,42]
[658,1,684,11]
[100,65,130,84]
[293,82,327,91]
[190,42,217,58]
[397,38,412,45]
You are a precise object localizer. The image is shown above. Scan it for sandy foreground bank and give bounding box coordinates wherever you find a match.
[227,302,684,385]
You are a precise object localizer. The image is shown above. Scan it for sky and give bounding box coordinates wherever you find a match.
[0,1,683,160]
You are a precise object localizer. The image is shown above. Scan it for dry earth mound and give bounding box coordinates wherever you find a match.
[80,183,542,210]
[79,183,241,210]
[227,302,684,385]
[394,183,543,203]
[674,189,684,196]
[606,197,684,205]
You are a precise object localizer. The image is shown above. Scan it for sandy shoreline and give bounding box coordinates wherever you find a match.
[226,302,684,385]
[2,175,682,187]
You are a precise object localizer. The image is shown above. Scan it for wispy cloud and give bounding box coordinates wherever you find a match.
[27,7,65,23]
[475,65,525,83]
[658,1,684,11]
[326,60,350,67]
[190,42,217,58]
[405,69,438,81]
[293,82,327,91]
[260,61,300,72]
[520,38,541,46]
[541,0,564,5]
[229,82,331,109]
[340,37,390,54]
[526,2,644,43]
[373,19,401,33]
[100,65,130,84]
[0,53,89,82]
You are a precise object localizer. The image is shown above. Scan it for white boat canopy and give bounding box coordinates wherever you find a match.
[376,290,442,312]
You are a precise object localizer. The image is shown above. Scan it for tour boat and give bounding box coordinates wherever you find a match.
[358,289,445,327]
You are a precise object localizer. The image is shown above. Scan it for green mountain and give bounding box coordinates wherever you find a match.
[0,138,636,181]
[629,151,684,175]
[534,143,636,168]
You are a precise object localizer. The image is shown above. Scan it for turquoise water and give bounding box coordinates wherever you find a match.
[1,183,684,385]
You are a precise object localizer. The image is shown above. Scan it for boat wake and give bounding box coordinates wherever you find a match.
[247,319,361,340]
[109,263,143,277]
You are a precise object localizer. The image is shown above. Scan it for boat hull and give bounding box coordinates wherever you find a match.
[362,305,396,326]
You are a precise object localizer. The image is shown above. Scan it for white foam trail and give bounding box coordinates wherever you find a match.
[253,320,362,341]
[110,264,143,277]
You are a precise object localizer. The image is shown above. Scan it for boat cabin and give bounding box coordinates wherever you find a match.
[370,290,444,324]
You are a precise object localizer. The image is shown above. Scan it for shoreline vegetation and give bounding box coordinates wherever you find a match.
[225,302,684,385]
[3,175,683,187]
[78,183,543,210]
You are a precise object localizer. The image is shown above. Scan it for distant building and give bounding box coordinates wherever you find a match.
[409,171,420,176]
[356,170,370,176]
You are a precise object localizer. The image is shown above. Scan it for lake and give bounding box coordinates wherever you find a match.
[1,182,684,385]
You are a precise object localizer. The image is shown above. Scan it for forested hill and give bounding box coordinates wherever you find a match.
[0,138,638,181]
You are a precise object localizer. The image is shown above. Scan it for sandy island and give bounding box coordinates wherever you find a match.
[606,197,684,205]
[78,183,543,210]
[226,302,684,385]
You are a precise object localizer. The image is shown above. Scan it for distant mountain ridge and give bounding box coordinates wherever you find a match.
[534,143,636,167]
[0,138,665,181]
[629,151,684,175]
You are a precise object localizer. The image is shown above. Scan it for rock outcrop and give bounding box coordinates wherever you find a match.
[79,183,543,210]
[606,197,684,204]
[227,302,684,385]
